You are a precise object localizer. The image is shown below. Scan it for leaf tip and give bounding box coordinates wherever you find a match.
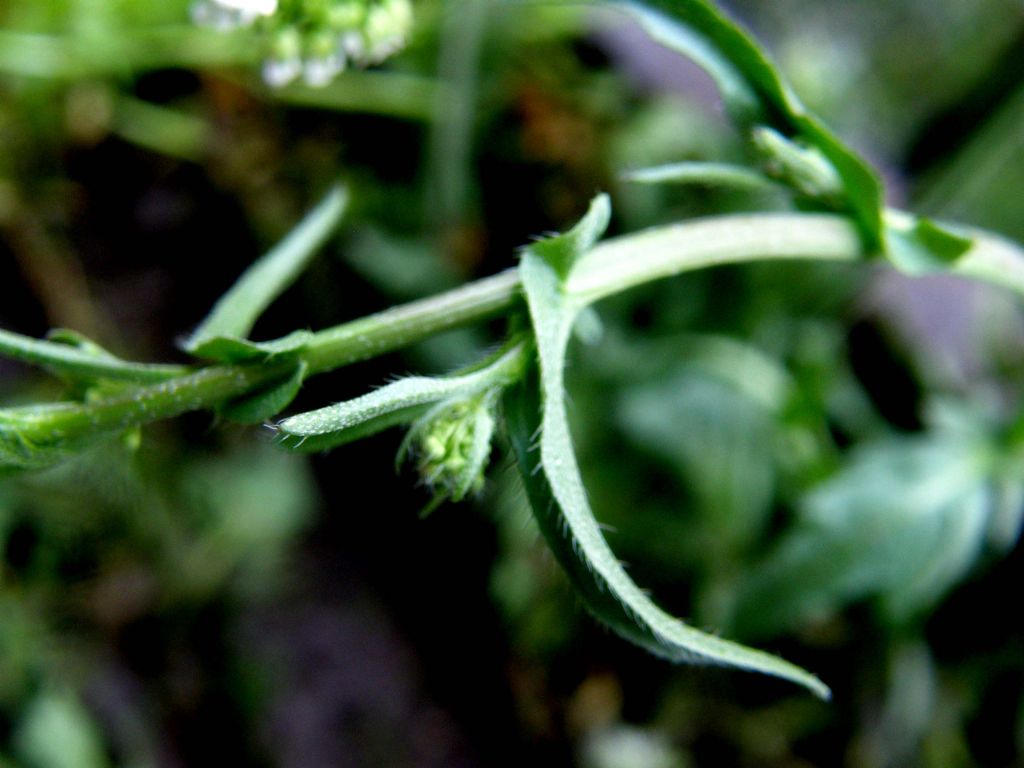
[525,193,612,279]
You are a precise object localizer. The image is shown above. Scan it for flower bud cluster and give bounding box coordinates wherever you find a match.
[403,392,499,513]
[192,0,414,88]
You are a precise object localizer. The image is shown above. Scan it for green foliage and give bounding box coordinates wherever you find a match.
[1,0,1024,759]
[731,413,1001,639]
[609,0,982,276]
[13,691,109,768]
[617,366,777,556]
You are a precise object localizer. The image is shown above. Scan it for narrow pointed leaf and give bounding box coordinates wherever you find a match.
[278,376,464,452]
[530,194,611,280]
[220,361,307,424]
[0,327,187,383]
[512,202,830,698]
[884,212,974,274]
[277,341,525,452]
[187,330,314,363]
[183,184,348,358]
[621,162,776,190]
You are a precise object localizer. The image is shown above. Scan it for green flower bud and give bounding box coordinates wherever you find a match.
[327,0,366,31]
[263,26,303,86]
[751,126,844,204]
[303,29,346,85]
[363,0,413,62]
[401,391,499,514]
[269,24,302,60]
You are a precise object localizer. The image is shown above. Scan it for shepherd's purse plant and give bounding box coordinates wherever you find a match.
[3,0,1024,701]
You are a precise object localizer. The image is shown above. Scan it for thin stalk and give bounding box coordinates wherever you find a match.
[6,364,282,448]
[2,269,523,450]
[303,268,521,373]
[425,0,492,226]
[568,213,864,302]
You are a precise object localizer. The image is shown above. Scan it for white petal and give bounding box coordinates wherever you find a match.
[212,0,278,17]
[303,55,344,87]
[262,57,301,87]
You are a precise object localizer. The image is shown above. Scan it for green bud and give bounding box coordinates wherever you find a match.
[327,0,366,30]
[363,0,413,62]
[401,392,498,513]
[306,29,337,59]
[751,126,844,204]
[269,25,302,60]
[302,28,346,85]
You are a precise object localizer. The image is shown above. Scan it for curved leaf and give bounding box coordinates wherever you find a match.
[219,360,308,424]
[186,330,314,363]
[512,195,830,698]
[593,0,986,269]
[608,0,884,248]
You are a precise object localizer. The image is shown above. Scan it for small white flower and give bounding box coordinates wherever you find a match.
[211,0,278,16]
[340,31,366,60]
[195,0,415,88]
[262,57,302,87]
[192,0,276,29]
[303,54,346,87]
[363,0,412,62]
[191,2,239,30]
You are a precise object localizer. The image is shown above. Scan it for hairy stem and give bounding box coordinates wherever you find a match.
[303,268,521,374]
[568,213,863,301]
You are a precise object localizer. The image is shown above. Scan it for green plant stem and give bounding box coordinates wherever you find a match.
[8,364,284,447]
[4,269,524,448]
[568,212,864,301]
[303,268,521,374]
[0,361,297,469]
[6,210,1023,454]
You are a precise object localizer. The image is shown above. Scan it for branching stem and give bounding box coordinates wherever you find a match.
[6,210,1022,451]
